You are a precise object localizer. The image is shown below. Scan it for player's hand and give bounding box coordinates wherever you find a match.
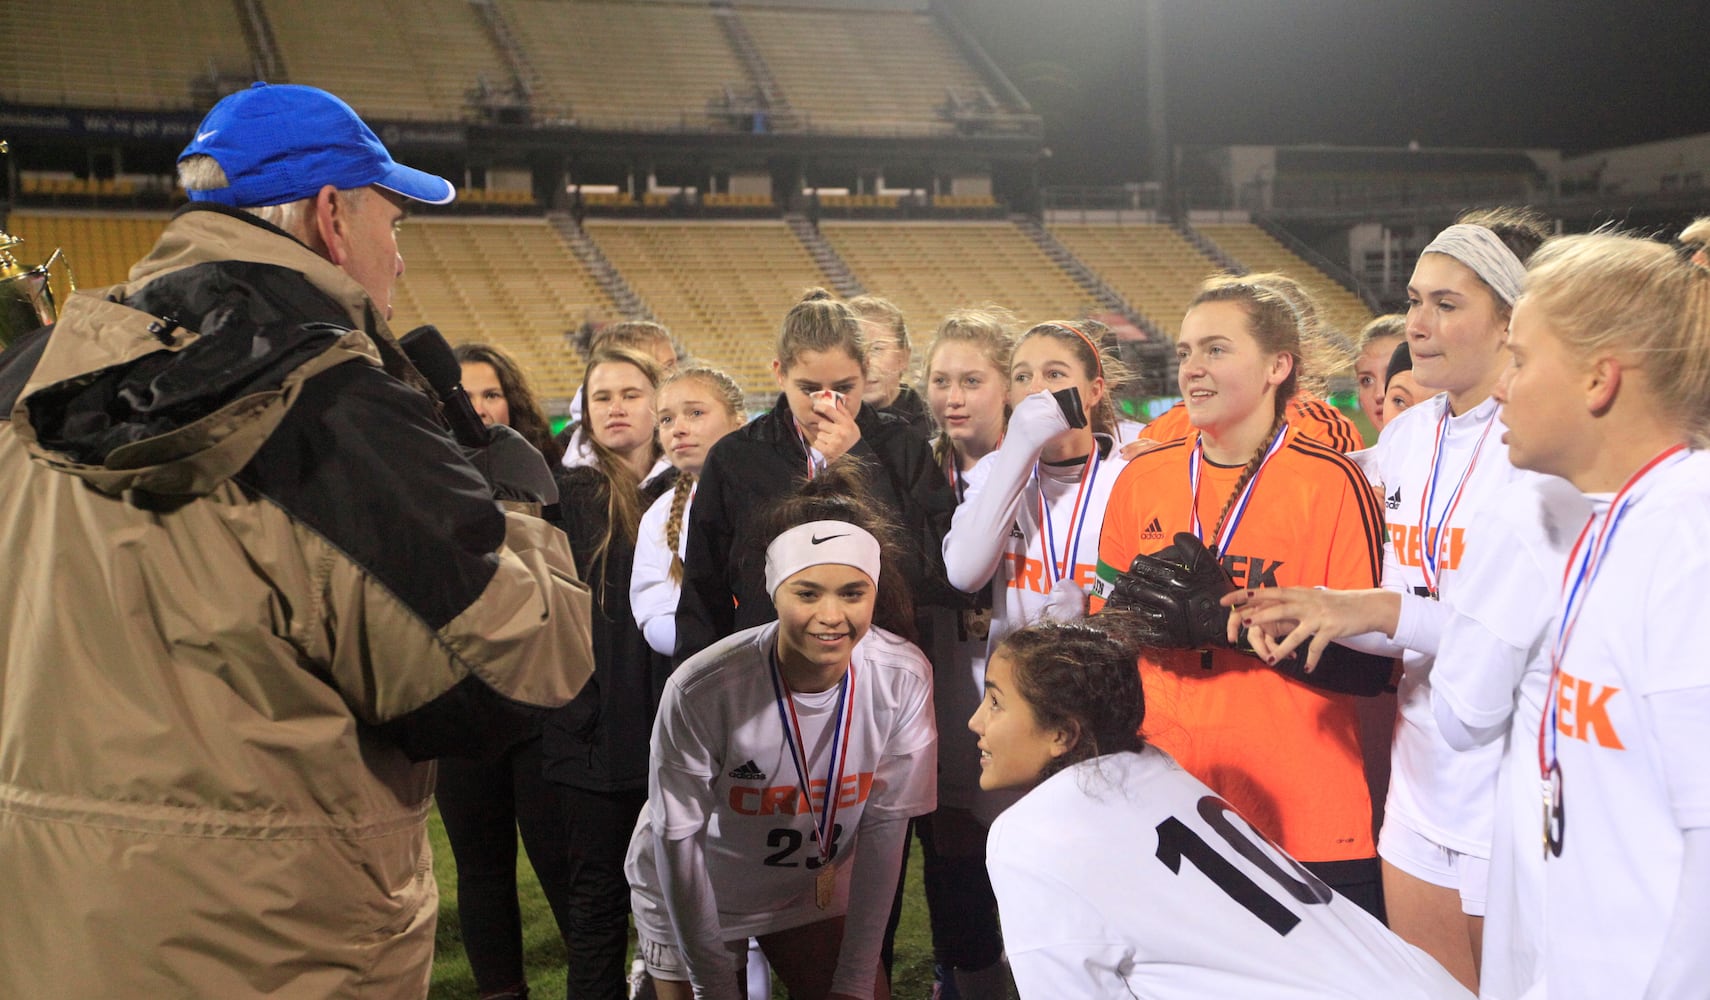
[1100,532,1235,649]
[1117,436,1168,461]
[1005,389,1073,453]
[1221,587,1399,672]
[810,391,861,462]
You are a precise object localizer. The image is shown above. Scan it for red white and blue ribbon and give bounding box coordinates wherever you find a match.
[1539,444,1689,786]
[794,420,824,479]
[1189,423,1289,558]
[1417,399,1497,596]
[1035,443,1104,586]
[768,649,856,869]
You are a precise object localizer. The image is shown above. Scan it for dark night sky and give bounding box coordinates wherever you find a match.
[948,0,1710,185]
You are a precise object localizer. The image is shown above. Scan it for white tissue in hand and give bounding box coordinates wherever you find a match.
[1043,576,1088,621]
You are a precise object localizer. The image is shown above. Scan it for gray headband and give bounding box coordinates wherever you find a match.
[1422,224,1526,306]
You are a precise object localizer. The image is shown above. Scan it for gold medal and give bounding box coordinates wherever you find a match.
[815,861,837,910]
[961,606,991,641]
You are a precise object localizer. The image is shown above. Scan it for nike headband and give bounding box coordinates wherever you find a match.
[1422,224,1527,307]
[765,520,883,599]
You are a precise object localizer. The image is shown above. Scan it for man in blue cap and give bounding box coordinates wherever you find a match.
[0,84,594,997]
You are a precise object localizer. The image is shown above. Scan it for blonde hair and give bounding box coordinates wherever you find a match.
[1522,233,1710,447]
[581,346,664,594]
[926,306,1019,467]
[1359,314,1407,348]
[658,366,746,584]
[1015,320,1133,438]
[1680,216,1710,251]
[847,294,910,349]
[777,288,867,373]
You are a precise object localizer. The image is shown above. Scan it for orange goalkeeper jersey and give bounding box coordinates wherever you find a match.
[1092,423,1385,862]
[1143,393,1360,453]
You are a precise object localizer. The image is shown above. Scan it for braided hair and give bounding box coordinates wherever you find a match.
[659,366,746,583]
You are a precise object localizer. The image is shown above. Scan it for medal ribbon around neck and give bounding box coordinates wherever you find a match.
[1034,442,1103,587]
[794,420,824,480]
[1189,422,1289,558]
[1538,444,1689,788]
[1417,399,1497,596]
[767,647,857,873]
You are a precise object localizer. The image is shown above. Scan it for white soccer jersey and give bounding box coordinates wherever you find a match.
[1430,473,1591,1000]
[631,486,690,657]
[987,748,1471,1000]
[1543,451,1710,998]
[627,622,937,940]
[946,436,1130,658]
[1367,393,1528,857]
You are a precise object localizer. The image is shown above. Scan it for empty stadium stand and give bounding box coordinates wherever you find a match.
[741,5,1006,134]
[1192,223,1375,337]
[391,217,617,400]
[0,0,250,110]
[581,219,833,390]
[1049,224,1225,338]
[269,0,513,121]
[500,0,752,129]
[820,221,1096,331]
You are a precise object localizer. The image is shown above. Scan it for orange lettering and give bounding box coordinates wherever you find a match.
[1405,526,1423,567]
[761,786,798,816]
[1006,554,1045,594]
[1574,677,1626,749]
[1073,563,1097,589]
[1556,676,1577,740]
[1388,522,1408,564]
[730,786,760,815]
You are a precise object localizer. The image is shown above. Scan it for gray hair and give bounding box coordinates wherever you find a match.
[178,154,364,236]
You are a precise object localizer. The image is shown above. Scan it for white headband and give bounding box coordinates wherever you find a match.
[1422,224,1527,306]
[765,520,882,599]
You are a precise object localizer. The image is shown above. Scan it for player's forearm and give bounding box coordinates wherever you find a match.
[657,829,741,1000]
[828,814,909,997]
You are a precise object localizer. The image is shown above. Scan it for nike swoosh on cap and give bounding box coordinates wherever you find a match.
[811,534,848,544]
[196,129,219,143]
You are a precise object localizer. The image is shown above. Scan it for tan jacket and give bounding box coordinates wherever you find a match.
[0,206,594,997]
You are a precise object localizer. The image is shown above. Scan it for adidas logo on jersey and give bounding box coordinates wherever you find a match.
[1386,488,1402,510]
[1009,524,1025,540]
[728,760,767,781]
[1139,516,1165,541]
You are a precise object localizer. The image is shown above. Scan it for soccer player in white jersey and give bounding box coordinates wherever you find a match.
[1493,232,1710,998]
[1228,210,1552,989]
[942,321,1133,650]
[631,367,748,657]
[974,619,1472,999]
[625,461,936,1000]
[1420,471,1590,1000]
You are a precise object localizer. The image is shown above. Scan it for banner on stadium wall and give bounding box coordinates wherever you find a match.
[0,106,466,149]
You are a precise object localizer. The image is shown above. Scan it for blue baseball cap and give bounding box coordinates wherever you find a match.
[179,82,455,207]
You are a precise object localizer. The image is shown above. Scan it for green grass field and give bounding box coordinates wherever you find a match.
[426,808,939,999]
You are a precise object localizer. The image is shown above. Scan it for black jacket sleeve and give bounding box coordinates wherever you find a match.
[674,436,739,664]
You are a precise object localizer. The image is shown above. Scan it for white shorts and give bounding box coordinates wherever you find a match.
[636,933,748,983]
[1378,819,1490,917]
